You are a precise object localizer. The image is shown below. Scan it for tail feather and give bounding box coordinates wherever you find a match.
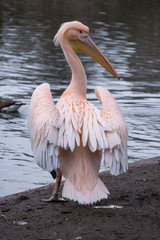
[62,177,109,205]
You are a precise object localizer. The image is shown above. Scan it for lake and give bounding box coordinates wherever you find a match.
[0,0,160,197]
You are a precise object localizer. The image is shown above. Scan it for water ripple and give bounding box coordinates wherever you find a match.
[0,0,160,197]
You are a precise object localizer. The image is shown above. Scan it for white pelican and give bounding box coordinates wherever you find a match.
[29,21,128,204]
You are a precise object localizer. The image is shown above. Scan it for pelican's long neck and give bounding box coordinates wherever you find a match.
[61,40,87,98]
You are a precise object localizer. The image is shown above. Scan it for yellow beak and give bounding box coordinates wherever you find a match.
[70,34,120,80]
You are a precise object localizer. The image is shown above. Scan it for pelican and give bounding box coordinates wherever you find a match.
[29,21,128,204]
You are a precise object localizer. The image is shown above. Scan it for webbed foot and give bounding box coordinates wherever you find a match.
[41,192,68,202]
[41,196,68,202]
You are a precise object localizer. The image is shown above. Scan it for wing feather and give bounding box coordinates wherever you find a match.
[29,83,128,177]
[82,108,89,147]
[56,97,82,152]
[95,86,128,176]
[29,83,60,172]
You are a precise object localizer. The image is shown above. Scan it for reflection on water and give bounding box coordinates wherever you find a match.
[0,0,160,197]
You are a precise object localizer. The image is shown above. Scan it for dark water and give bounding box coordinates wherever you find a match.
[0,0,160,197]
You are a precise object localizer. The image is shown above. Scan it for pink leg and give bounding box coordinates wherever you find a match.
[41,169,67,202]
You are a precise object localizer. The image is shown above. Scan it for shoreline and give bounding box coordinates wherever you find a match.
[1,157,159,202]
[0,156,160,240]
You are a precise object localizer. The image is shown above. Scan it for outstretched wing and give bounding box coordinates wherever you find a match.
[29,83,60,172]
[95,86,128,176]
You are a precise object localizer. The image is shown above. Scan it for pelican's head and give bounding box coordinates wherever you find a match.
[54,21,120,80]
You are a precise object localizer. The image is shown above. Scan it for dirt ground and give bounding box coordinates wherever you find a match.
[0,157,160,240]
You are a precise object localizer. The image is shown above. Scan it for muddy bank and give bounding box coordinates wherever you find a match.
[0,157,160,240]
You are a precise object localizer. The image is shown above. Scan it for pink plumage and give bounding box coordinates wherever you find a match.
[29,21,128,204]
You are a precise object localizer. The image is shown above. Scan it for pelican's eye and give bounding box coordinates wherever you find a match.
[79,30,87,39]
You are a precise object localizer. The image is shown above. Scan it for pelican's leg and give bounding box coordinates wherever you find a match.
[52,168,62,199]
[41,168,67,202]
